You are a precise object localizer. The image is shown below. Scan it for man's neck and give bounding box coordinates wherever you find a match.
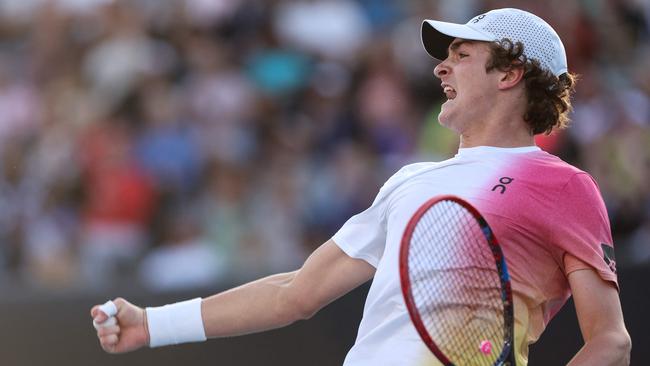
[458,114,535,149]
[459,134,535,148]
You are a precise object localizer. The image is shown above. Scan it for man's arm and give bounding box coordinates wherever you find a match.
[201,239,375,337]
[91,239,375,353]
[566,268,631,366]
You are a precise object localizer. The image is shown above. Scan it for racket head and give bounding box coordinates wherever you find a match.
[399,195,515,366]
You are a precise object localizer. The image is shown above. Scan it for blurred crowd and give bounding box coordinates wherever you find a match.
[0,0,648,292]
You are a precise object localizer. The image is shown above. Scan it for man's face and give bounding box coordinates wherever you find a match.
[434,39,500,133]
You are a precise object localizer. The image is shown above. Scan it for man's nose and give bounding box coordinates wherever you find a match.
[434,60,450,78]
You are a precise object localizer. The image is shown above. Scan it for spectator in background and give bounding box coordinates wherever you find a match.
[196,162,254,278]
[138,207,225,292]
[134,77,204,198]
[78,117,156,288]
[182,33,258,164]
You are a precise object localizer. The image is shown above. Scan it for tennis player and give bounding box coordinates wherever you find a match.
[91,8,631,365]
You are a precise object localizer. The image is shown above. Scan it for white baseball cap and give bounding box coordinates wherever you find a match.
[421,8,568,76]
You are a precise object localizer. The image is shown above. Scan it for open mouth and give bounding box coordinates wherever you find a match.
[443,84,457,100]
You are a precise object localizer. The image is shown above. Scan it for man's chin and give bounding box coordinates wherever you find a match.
[437,112,463,134]
[438,111,452,129]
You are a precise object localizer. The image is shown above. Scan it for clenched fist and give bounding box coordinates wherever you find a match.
[90,298,150,353]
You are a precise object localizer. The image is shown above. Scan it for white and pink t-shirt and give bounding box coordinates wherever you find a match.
[332,146,617,366]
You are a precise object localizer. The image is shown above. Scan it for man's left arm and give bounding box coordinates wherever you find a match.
[566,268,631,366]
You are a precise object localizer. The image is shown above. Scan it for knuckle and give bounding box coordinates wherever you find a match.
[101,343,116,353]
[98,326,120,337]
[100,334,118,345]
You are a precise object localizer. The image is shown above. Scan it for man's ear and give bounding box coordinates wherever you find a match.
[497,66,524,90]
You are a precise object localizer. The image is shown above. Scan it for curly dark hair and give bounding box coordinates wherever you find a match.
[485,39,577,135]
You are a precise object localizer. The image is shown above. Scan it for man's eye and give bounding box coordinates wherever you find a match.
[459,53,469,58]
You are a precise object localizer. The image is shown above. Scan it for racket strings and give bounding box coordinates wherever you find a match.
[408,201,506,366]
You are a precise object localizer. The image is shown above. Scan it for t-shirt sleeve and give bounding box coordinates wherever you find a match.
[563,252,595,275]
[331,166,410,267]
[332,203,386,268]
[551,173,618,288]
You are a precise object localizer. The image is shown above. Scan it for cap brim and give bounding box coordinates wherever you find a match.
[421,20,494,60]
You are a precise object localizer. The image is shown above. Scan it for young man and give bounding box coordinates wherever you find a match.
[91,8,631,365]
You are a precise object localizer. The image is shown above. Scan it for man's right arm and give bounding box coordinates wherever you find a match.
[91,239,375,353]
[201,239,375,337]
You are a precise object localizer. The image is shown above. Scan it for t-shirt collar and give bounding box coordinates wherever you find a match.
[456,145,541,157]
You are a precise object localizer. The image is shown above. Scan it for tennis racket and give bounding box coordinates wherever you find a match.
[399,195,515,366]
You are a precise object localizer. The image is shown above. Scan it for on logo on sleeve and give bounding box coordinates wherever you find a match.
[601,243,616,274]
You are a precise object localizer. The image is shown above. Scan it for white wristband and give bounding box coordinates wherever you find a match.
[145,298,207,348]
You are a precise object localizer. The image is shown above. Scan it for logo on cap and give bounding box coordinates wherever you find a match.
[471,14,486,23]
